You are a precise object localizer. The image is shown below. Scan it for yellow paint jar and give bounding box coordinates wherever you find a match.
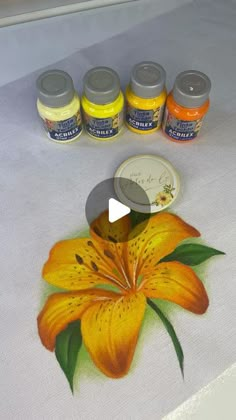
[126,62,167,134]
[82,67,124,140]
[36,70,82,143]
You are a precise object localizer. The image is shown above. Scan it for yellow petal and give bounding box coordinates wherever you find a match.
[90,210,132,289]
[124,213,200,285]
[90,210,131,243]
[43,237,127,291]
[81,292,146,378]
[37,289,119,351]
[140,261,209,314]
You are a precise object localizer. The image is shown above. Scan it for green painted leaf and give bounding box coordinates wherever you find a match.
[129,210,150,228]
[147,298,184,376]
[160,244,225,266]
[55,320,82,392]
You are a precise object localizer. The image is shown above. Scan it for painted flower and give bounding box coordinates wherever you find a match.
[37,212,208,378]
[155,191,173,206]
[112,116,119,128]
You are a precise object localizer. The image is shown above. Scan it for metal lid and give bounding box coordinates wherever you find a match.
[36,70,75,108]
[173,70,211,108]
[130,62,166,99]
[83,67,120,105]
[114,154,180,213]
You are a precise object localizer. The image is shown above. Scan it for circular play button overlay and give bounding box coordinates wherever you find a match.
[85,177,151,243]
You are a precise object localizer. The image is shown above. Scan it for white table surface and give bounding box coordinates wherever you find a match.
[0,0,188,86]
[0,1,235,419]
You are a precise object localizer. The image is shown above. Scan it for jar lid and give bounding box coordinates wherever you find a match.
[83,67,120,105]
[114,154,180,213]
[173,70,211,108]
[130,62,166,99]
[36,70,75,108]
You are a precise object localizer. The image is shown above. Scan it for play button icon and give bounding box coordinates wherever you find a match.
[108,198,130,223]
[85,177,150,243]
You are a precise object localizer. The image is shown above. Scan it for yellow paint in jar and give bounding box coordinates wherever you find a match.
[82,67,124,141]
[36,70,82,143]
[126,62,167,134]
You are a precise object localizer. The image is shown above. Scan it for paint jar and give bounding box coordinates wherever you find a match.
[125,62,166,134]
[162,70,211,142]
[36,70,82,143]
[82,67,124,140]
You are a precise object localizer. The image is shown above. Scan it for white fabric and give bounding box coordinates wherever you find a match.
[164,364,236,420]
[1,0,236,418]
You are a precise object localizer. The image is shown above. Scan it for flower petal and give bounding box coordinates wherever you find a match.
[81,292,146,378]
[42,238,127,291]
[90,210,132,289]
[124,213,200,284]
[90,210,131,243]
[37,289,119,351]
[140,261,209,314]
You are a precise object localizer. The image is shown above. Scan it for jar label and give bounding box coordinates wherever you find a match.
[42,110,82,141]
[163,108,204,141]
[126,104,164,131]
[84,112,123,139]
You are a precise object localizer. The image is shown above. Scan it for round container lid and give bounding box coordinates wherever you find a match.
[173,70,211,108]
[114,154,180,213]
[36,70,75,108]
[130,62,166,99]
[83,67,120,105]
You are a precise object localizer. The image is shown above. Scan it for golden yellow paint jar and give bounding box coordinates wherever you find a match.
[36,70,82,143]
[82,67,124,141]
[126,62,167,134]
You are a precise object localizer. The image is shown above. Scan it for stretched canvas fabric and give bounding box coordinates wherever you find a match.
[0,0,236,418]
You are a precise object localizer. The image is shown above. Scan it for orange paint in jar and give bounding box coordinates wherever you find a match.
[162,70,211,142]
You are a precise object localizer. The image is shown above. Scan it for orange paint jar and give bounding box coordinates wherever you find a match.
[162,70,211,142]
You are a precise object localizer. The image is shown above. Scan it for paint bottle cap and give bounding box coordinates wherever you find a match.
[83,67,121,105]
[130,62,166,99]
[114,154,180,213]
[173,70,211,108]
[36,70,75,108]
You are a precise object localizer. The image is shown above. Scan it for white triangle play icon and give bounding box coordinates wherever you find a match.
[108,198,130,223]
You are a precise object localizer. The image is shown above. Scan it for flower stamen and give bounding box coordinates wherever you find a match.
[75,254,83,264]
[87,240,130,290]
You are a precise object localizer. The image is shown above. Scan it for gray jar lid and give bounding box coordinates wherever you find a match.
[83,67,120,105]
[130,62,166,98]
[173,70,211,108]
[36,70,75,108]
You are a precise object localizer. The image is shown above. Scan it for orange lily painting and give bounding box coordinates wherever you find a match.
[37,211,224,392]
